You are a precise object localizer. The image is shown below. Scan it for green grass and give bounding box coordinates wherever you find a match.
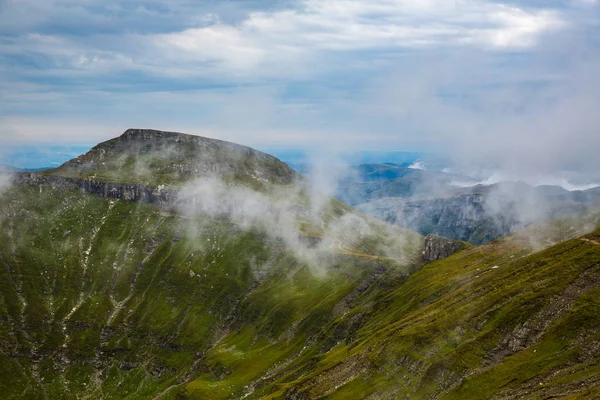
[0,181,422,399]
[3,162,600,399]
[238,231,600,399]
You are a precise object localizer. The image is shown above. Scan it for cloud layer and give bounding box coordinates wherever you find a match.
[1,0,599,177]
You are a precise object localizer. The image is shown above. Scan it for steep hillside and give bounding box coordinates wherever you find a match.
[3,130,600,399]
[244,228,600,399]
[0,130,423,399]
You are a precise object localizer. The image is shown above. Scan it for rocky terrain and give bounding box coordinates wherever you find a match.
[48,128,297,187]
[357,181,600,244]
[2,130,600,399]
[421,234,465,263]
[13,173,177,205]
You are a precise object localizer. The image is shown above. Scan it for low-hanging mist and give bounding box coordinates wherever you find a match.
[175,174,419,271]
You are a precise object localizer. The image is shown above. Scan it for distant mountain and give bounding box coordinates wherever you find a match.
[268,150,425,167]
[0,164,51,172]
[359,181,600,244]
[336,163,478,205]
[0,145,93,170]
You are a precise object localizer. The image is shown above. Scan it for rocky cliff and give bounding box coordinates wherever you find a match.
[359,183,600,244]
[13,172,177,205]
[422,234,464,262]
[359,193,503,244]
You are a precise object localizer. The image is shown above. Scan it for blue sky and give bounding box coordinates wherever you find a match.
[1,0,599,175]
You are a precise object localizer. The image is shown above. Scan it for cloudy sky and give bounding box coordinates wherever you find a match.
[1,0,599,174]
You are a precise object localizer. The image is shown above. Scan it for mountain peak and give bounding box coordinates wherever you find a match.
[115,128,265,155]
[118,128,238,147]
[118,128,187,142]
[45,129,297,187]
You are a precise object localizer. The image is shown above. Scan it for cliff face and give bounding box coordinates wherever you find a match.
[359,185,600,245]
[422,234,463,263]
[359,194,504,244]
[13,173,177,205]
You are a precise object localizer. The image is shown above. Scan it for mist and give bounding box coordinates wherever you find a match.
[174,173,418,274]
[69,134,421,274]
[0,172,12,194]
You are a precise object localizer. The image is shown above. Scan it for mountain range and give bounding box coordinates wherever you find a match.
[1,129,600,399]
[335,163,478,206]
[335,163,600,244]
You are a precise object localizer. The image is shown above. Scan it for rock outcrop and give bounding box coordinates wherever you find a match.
[422,234,463,263]
[13,173,177,205]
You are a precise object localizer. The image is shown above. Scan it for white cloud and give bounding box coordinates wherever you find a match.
[137,0,565,76]
[0,0,567,80]
[1,0,599,182]
[463,7,563,47]
[408,161,426,170]
[156,25,267,72]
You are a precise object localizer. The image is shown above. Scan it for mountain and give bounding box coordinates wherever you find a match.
[0,165,51,173]
[358,181,600,244]
[336,163,478,206]
[46,129,297,188]
[2,130,600,399]
[0,129,423,399]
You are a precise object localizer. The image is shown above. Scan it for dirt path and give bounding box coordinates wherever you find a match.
[330,240,407,262]
[581,238,600,246]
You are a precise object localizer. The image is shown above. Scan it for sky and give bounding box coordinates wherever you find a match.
[1,0,599,176]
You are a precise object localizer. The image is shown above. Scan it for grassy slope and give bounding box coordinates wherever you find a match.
[241,230,600,399]
[4,144,600,399]
[3,180,600,399]
[0,183,421,399]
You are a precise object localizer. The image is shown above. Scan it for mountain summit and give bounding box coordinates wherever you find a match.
[49,129,296,187]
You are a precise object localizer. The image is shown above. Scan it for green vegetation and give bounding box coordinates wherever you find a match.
[4,179,600,399]
[0,181,420,399]
[3,130,600,399]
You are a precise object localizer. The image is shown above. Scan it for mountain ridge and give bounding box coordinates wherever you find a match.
[355,176,600,244]
[2,130,600,399]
